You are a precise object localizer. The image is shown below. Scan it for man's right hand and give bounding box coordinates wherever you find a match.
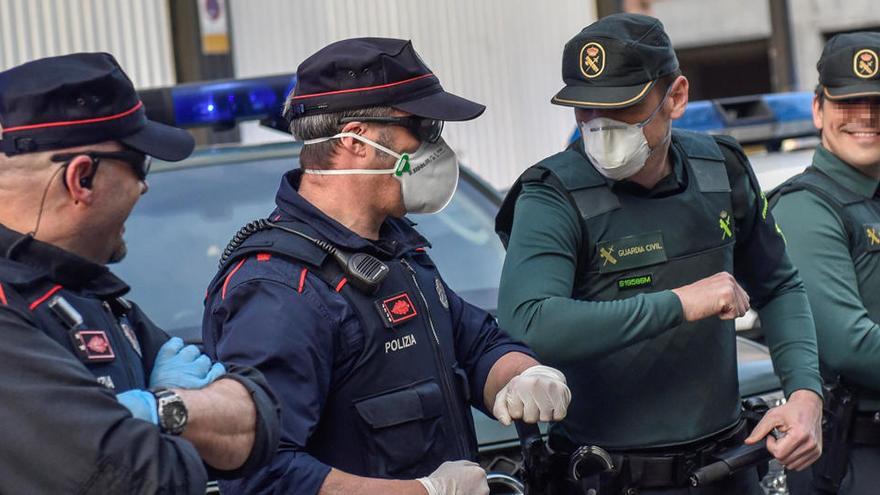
[417,460,489,495]
[671,272,750,322]
[149,337,226,389]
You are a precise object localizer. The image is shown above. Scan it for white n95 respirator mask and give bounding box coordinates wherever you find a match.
[303,132,459,215]
[580,86,673,180]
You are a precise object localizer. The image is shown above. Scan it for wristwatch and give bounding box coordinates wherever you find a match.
[152,388,188,435]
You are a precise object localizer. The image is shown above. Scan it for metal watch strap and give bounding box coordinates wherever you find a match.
[151,387,187,435]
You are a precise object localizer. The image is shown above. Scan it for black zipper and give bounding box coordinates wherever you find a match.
[102,301,138,389]
[400,258,470,458]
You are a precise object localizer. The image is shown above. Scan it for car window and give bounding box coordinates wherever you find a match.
[410,178,507,311]
[114,157,294,336]
[114,155,507,336]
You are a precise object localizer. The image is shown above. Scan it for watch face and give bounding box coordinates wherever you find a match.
[158,394,187,435]
[167,403,187,428]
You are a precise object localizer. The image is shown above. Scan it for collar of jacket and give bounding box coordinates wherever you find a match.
[812,144,880,198]
[0,223,129,297]
[273,169,431,256]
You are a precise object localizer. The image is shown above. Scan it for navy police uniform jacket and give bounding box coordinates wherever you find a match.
[0,225,280,494]
[202,170,534,495]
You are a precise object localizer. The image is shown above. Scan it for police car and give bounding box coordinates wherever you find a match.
[116,76,793,494]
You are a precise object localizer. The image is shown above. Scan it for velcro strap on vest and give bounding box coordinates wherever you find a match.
[219,220,329,272]
[673,130,730,193]
[769,167,867,258]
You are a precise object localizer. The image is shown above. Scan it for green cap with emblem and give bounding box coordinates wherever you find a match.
[818,31,880,100]
[552,13,679,109]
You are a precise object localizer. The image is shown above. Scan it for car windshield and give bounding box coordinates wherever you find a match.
[113,152,507,338]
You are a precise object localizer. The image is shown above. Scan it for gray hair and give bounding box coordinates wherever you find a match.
[283,98,394,169]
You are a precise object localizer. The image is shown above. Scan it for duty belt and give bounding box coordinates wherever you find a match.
[564,419,751,492]
[852,412,880,445]
[547,398,773,495]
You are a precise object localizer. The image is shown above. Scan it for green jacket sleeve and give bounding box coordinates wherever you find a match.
[496,182,684,366]
[720,141,822,398]
[772,189,880,390]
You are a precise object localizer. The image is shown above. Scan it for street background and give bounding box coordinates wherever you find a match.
[0,0,879,188]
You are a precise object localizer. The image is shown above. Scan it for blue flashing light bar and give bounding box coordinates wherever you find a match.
[672,91,815,137]
[672,100,724,132]
[165,73,296,128]
[569,91,816,145]
[762,92,814,124]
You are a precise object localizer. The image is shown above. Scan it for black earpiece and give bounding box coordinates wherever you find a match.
[78,157,97,189]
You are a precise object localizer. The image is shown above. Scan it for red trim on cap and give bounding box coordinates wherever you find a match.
[292,73,435,100]
[2,101,144,133]
[0,283,7,306]
[29,285,63,311]
[221,258,247,300]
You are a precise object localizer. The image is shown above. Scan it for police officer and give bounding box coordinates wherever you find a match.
[495,14,824,494]
[202,38,572,495]
[0,53,280,493]
[772,32,880,495]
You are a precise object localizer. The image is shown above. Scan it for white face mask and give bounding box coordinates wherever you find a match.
[302,132,459,214]
[580,87,673,180]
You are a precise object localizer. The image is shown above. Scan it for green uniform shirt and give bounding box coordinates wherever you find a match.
[498,144,822,403]
[772,145,880,408]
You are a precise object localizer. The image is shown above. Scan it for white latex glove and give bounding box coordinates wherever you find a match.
[492,365,571,426]
[417,460,489,495]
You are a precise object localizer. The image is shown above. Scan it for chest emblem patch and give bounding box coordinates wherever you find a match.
[375,292,419,328]
[596,231,667,274]
[865,224,880,251]
[719,210,733,239]
[70,329,115,362]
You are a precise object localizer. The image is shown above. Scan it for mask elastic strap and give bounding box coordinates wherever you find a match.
[301,132,403,176]
[582,82,677,133]
[303,167,397,176]
[303,132,403,160]
[638,82,676,128]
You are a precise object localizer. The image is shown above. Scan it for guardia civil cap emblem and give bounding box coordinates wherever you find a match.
[854,49,878,79]
[580,42,606,79]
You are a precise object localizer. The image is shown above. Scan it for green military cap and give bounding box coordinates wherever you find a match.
[818,31,880,100]
[552,13,679,109]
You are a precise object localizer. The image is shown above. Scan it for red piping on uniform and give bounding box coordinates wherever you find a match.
[335,278,348,292]
[297,267,308,293]
[0,283,7,305]
[221,258,247,300]
[3,101,144,133]
[29,285,63,311]
[415,247,426,252]
[291,74,434,100]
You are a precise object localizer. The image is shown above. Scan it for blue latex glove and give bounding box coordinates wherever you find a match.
[116,389,158,425]
[149,337,226,389]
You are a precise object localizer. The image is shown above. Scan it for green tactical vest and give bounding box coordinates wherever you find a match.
[497,130,742,449]
[771,167,880,405]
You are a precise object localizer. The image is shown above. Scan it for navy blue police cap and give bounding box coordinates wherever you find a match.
[286,38,485,121]
[0,52,194,161]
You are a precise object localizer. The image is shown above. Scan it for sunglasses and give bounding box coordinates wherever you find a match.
[339,116,444,143]
[51,149,152,181]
